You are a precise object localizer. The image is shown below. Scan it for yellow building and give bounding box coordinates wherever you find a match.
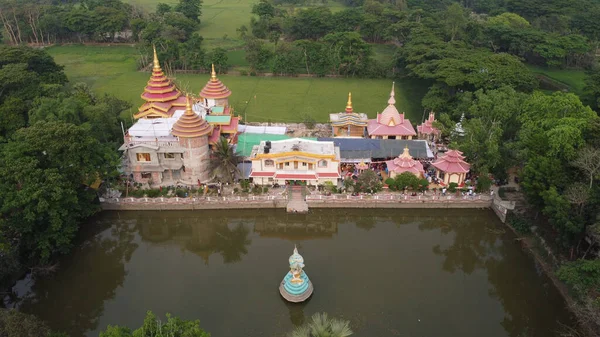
[249,138,341,185]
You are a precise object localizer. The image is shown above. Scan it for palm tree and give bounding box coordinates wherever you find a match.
[290,313,353,337]
[209,136,242,186]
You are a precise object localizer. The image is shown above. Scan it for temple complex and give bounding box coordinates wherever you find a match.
[280,246,314,303]
[431,149,470,186]
[120,96,212,185]
[385,146,425,178]
[249,138,341,186]
[329,92,368,138]
[367,83,416,140]
[135,46,187,119]
[417,111,441,142]
[196,64,240,145]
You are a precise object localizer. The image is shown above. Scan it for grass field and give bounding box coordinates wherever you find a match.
[47,45,427,123]
[527,66,587,94]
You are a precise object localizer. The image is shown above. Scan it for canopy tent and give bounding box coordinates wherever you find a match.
[317,138,433,161]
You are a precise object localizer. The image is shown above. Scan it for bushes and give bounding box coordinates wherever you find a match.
[448,182,458,193]
[557,259,600,298]
[476,175,492,192]
[507,214,532,234]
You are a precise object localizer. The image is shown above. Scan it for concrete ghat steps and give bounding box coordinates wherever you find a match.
[286,186,309,213]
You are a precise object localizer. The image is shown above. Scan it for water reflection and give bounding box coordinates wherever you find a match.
[4,209,575,337]
[137,215,251,264]
[6,216,138,337]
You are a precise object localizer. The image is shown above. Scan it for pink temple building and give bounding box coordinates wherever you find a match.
[385,146,425,178]
[431,149,470,186]
[367,83,416,140]
[417,111,441,142]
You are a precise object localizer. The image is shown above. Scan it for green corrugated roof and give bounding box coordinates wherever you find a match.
[211,106,225,113]
[205,115,231,123]
[237,134,317,157]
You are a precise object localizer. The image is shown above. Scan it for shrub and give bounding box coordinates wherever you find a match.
[394,172,419,191]
[240,180,250,190]
[507,214,532,234]
[448,182,458,193]
[263,187,269,193]
[418,178,429,192]
[175,188,187,198]
[476,175,493,192]
[557,259,600,298]
[234,187,239,194]
[252,185,262,195]
[343,178,355,192]
[385,177,396,190]
[146,189,161,198]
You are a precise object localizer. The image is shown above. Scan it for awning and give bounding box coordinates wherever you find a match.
[250,171,275,177]
[274,173,318,180]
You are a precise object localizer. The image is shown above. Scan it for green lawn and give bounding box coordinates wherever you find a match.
[527,66,587,94]
[47,45,426,123]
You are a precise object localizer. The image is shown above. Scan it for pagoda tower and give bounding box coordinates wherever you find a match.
[135,46,186,119]
[385,146,425,178]
[171,95,213,183]
[199,64,232,109]
[279,246,314,303]
[329,92,368,138]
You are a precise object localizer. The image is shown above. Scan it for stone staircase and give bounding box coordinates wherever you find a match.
[286,186,308,213]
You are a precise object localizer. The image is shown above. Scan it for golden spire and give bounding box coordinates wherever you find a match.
[345,92,353,113]
[211,64,217,81]
[153,45,160,70]
[388,82,396,105]
[185,94,193,115]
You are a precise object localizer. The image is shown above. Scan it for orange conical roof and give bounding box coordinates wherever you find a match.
[199,64,232,99]
[171,96,213,138]
[140,46,182,102]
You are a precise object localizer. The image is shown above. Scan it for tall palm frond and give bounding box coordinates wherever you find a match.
[289,312,353,337]
[209,136,241,183]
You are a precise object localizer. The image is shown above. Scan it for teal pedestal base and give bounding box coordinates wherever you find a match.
[279,271,314,303]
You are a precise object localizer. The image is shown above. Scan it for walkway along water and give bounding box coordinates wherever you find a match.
[100,193,513,221]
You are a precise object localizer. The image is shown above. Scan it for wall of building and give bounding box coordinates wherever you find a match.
[180,137,210,183]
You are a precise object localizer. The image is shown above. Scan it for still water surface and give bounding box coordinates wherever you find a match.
[5,209,573,337]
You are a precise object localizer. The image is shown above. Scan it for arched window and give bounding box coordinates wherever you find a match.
[265,159,274,167]
[318,160,327,168]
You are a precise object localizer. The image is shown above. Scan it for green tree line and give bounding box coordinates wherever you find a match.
[0,45,129,287]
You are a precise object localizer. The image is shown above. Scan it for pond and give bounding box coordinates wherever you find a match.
[4,209,574,337]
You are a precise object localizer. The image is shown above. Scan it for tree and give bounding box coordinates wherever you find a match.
[0,309,52,337]
[174,0,202,23]
[393,172,420,191]
[0,121,115,261]
[355,170,382,193]
[209,47,229,72]
[572,147,600,189]
[245,37,273,71]
[209,136,241,184]
[488,12,530,28]
[99,311,210,337]
[289,312,352,337]
[442,3,467,41]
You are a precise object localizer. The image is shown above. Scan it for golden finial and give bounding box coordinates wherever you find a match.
[211,64,217,80]
[185,94,193,114]
[153,45,160,70]
[345,92,353,113]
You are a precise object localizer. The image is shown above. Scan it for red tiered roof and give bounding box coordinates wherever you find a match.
[432,150,470,174]
[417,111,440,135]
[200,64,232,99]
[367,82,417,137]
[135,47,185,119]
[171,96,213,138]
[386,147,424,176]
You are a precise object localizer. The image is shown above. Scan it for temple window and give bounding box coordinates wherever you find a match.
[302,162,307,167]
[319,160,327,168]
[164,153,175,159]
[278,163,283,169]
[285,162,290,166]
[268,178,274,182]
[137,153,151,162]
[265,159,274,167]
[141,172,151,179]
[308,163,314,170]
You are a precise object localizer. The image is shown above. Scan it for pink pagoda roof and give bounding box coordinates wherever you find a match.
[200,64,232,99]
[432,150,470,173]
[417,111,440,135]
[367,82,416,137]
[135,47,185,119]
[385,147,424,176]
